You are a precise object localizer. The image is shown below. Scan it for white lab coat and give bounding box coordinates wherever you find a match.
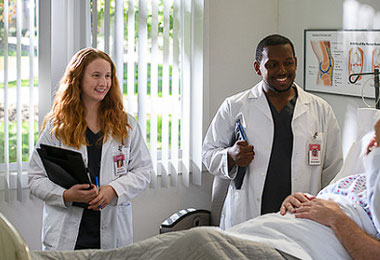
[28,114,152,250]
[202,81,342,229]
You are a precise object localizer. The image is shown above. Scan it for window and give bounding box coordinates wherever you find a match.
[0,0,38,194]
[0,0,203,196]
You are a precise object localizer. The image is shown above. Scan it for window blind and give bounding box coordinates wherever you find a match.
[0,0,203,198]
[1,0,38,201]
[90,0,203,188]
[2,0,10,199]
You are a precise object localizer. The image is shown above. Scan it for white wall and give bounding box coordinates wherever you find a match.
[278,0,380,156]
[0,190,43,250]
[204,0,279,126]
[131,174,213,242]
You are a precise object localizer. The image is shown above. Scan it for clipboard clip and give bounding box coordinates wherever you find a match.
[236,119,247,141]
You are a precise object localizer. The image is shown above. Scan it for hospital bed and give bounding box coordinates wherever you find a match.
[30,227,293,260]
[0,212,291,260]
[0,213,31,260]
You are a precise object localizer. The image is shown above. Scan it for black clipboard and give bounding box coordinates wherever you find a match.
[37,144,91,189]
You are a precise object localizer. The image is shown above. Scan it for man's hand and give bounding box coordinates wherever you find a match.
[294,198,346,227]
[227,140,255,169]
[88,185,117,210]
[280,192,315,215]
[63,184,98,203]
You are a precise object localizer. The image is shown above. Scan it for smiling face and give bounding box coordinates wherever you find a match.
[254,44,297,93]
[80,58,112,106]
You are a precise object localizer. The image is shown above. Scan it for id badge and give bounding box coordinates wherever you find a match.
[308,133,322,166]
[113,146,127,176]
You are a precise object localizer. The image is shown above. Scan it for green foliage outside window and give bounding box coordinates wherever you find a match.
[0,0,179,165]
[0,121,38,163]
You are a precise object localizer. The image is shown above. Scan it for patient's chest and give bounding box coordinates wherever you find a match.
[318,175,379,238]
[319,174,370,218]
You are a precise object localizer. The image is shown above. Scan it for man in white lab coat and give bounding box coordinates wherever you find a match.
[202,34,342,229]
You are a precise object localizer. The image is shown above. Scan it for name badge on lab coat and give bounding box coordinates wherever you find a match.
[113,148,127,176]
[308,133,322,166]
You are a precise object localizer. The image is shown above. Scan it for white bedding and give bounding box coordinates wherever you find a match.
[30,193,375,260]
[226,193,377,260]
[31,227,297,260]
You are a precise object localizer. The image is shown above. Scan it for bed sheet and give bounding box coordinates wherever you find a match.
[31,227,297,260]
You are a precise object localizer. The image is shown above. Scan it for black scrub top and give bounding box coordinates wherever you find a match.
[261,90,297,215]
[74,128,102,250]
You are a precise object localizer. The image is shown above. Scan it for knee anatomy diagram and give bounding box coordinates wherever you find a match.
[305,30,380,98]
[311,41,334,86]
[348,47,364,81]
[372,47,380,72]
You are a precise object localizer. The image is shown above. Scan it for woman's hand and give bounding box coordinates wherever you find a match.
[88,185,117,210]
[280,192,315,215]
[63,184,98,203]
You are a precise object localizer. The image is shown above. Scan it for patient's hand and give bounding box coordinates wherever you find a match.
[294,198,346,228]
[367,119,380,154]
[366,136,377,155]
[280,192,315,215]
[375,119,380,148]
[296,198,380,260]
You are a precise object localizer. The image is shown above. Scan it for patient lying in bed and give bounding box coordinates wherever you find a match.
[32,120,380,260]
[226,119,380,260]
[226,120,380,260]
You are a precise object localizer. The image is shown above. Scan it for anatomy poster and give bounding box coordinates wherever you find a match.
[304,30,380,98]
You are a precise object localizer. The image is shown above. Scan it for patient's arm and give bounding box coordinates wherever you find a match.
[280,192,315,215]
[295,199,380,260]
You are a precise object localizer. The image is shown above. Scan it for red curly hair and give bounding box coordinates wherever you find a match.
[42,48,130,148]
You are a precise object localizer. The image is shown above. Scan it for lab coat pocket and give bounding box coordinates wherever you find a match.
[224,186,249,228]
[42,209,60,250]
[116,202,133,247]
[42,229,56,250]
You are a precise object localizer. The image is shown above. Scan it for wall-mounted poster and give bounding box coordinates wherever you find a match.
[304,29,380,98]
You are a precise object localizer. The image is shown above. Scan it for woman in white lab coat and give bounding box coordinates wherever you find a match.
[28,48,152,250]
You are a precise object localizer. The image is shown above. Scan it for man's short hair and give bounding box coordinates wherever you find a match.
[255,34,296,63]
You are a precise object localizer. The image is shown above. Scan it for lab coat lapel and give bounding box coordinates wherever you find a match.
[101,135,115,178]
[248,81,272,121]
[292,84,311,121]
